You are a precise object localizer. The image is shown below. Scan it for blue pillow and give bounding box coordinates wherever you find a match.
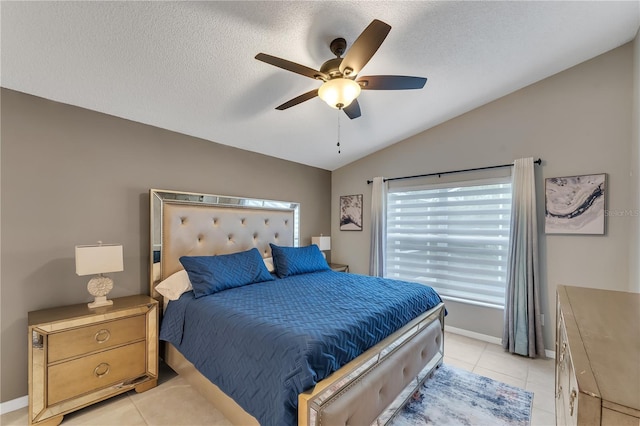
[180,248,274,298]
[270,243,330,278]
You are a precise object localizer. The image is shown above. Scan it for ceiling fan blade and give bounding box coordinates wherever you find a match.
[339,19,391,77]
[275,89,319,110]
[343,99,361,119]
[256,53,328,80]
[357,75,427,90]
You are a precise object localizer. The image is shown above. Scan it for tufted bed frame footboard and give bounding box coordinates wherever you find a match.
[299,305,444,426]
[150,189,445,426]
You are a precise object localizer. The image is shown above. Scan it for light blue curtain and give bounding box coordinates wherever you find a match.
[369,177,387,277]
[503,158,545,357]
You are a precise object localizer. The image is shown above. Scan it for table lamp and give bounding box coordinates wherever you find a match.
[75,242,123,308]
[312,235,331,253]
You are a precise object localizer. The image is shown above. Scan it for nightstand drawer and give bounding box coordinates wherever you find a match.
[48,315,146,362]
[48,341,146,405]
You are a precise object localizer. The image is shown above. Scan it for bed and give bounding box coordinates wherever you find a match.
[150,189,446,426]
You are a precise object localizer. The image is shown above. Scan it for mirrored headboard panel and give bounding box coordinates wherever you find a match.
[150,189,300,298]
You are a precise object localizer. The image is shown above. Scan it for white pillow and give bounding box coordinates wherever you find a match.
[155,270,192,301]
[263,257,275,273]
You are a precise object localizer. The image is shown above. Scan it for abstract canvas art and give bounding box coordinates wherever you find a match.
[545,173,606,234]
[340,194,363,231]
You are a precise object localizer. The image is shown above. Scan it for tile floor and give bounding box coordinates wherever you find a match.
[1,331,556,425]
[442,332,556,426]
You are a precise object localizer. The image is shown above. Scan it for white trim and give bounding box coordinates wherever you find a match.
[445,325,556,359]
[0,395,28,415]
[445,325,502,345]
[440,295,505,311]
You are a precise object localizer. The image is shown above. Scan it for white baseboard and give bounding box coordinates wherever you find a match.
[0,395,28,415]
[444,325,502,345]
[445,325,555,360]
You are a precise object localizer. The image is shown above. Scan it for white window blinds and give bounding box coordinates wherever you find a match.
[386,178,512,309]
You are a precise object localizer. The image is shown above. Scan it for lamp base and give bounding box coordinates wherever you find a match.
[87,275,114,309]
[88,296,113,309]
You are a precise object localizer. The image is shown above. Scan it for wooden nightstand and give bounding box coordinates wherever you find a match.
[28,295,158,426]
[329,263,349,272]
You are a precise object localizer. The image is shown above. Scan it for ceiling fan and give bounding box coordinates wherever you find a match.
[255,19,427,119]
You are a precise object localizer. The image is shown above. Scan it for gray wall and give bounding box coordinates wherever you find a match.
[332,42,638,350]
[0,88,332,402]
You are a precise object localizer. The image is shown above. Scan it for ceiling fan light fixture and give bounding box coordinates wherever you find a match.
[318,78,361,109]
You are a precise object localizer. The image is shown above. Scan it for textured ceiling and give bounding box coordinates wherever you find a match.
[2,1,639,171]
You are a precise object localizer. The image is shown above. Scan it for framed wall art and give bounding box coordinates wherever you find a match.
[544,173,606,235]
[340,194,363,231]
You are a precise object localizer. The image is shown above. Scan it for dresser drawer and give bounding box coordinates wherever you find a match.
[48,341,147,405]
[48,315,146,362]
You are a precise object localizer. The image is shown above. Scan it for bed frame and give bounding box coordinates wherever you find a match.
[150,189,445,426]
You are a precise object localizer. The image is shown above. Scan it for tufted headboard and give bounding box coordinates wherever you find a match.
[150,189,299,299]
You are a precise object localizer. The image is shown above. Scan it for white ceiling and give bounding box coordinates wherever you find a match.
[2,1,639,171]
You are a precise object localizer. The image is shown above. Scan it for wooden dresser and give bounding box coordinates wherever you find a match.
[28,295,158,426]
[556,285,640,425]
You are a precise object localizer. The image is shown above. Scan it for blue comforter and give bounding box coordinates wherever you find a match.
[160,270,442,425]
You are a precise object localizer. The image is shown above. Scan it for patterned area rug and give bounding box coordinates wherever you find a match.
[391,364,533,426]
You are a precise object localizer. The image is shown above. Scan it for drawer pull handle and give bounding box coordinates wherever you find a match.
[94,329,111,343]
[569,389,577,416]
[93,362,110,378]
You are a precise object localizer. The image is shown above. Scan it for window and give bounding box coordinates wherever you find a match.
[386,178,512,309]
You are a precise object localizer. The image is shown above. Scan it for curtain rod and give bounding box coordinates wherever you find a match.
[366,158,542,184]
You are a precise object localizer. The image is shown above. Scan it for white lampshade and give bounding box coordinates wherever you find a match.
[75,244,124,276]
[317,78,361,109]
[312,236,331,251]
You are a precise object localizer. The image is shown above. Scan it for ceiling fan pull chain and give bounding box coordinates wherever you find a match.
[337,110,341,154]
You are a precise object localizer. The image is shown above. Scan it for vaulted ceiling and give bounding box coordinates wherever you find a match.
[2,1,639,170]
